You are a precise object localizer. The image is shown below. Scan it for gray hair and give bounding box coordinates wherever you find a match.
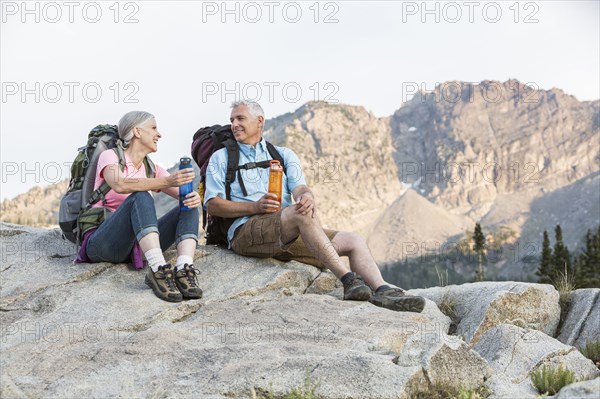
[230,100,264,119]
[118,111,155,145]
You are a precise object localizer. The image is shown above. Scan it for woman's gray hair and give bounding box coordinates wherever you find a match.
[117,111,155,146]
[230,100,264,119]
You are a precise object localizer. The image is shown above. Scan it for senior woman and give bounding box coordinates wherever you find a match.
[82,111,202,302]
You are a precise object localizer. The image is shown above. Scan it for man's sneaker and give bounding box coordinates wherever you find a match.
[145,264,183,302]
[174,264,203,299]
[343,272,372,301]
[369,286,425,313]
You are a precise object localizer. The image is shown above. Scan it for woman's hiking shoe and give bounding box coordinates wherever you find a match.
[174,264,203,299]
[369,287,425,313]
[145,264,183,302]
[342,272,372,301]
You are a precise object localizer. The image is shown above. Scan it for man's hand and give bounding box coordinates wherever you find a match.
[181,191,202,209]
[295,192,316,218]
[254,193,280,214]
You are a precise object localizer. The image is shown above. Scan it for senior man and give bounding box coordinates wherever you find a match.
[204,100,425,312]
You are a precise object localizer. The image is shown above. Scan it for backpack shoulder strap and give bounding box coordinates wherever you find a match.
[85,181,111,209]
[84,146,127,209]
[113,143,127,172]
[143,156,156,178]
[266,141,286,175]
[224,139,239,200]
[110,145,155,177]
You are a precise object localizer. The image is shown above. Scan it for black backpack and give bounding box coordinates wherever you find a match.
[191,124,285,246]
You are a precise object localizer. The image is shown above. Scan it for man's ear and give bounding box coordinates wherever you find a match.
[257,115,265,128]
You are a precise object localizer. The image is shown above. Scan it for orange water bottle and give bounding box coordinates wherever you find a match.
[268,160,283,210]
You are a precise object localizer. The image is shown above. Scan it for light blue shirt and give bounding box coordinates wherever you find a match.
[204,138,307,245]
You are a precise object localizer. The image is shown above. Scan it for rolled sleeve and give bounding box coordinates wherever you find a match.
[282,148,307,192]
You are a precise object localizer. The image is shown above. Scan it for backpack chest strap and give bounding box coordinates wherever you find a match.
[235,161,274,197]
[237,160,272,170]
[223,140,285,200]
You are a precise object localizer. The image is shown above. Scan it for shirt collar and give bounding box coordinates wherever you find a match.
[237,137,268,157]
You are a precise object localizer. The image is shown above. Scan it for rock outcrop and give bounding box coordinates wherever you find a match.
[558,288,600,348]
[409,282,561,345]
[1,222,598,398]
[473,324,599,398]
[555,377,600,398]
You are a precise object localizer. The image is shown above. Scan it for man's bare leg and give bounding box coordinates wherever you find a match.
[279,210,425,311]
[279,207,350,278]
[331,233,426,312]
[279,210,385,288]
[331,232,386,290]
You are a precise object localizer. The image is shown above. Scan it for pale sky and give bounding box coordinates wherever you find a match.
[1,0,599,200]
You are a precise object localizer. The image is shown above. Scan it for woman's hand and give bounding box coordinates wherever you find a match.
[181,191,202,209]
[167,168,195,187]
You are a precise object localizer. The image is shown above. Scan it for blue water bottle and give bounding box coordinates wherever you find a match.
[179,157,193,211]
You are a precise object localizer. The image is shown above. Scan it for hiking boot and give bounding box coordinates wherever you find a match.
[343,272,372,301]
[145,264,183,302]
[369,286,425,313]
[174,264,203,299]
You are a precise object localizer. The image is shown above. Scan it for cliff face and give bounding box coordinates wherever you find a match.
[391,80,598,217]
[381,80,599,269]
[2,80,599,279]
[264,102,403,234]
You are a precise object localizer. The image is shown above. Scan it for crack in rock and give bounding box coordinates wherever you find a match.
[1,264,14,273]
[171,303,203,323]
[109,302,204,333]
[0,307,30,312]
[572,290,600,346]
[511,347,577,384]
[507,284,520,293]
[304,271,324,294]
[1,263,116,311]
[531,347,577,371]
[209,270,315,303]
[68,263,115,284]
[503,329,525,374]
[0,229,27,237]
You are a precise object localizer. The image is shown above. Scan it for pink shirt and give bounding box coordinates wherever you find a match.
[92,149,170,212]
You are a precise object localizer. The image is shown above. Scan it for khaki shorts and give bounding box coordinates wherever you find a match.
[230,210,338,269]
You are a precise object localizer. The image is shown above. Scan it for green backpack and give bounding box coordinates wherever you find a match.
[59,124,155,244]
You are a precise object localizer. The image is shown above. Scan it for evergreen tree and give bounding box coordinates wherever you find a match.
[473,223,486,281]
[537,230,553,284]
[591,225,600,287]
[575,227,600,288]
[552,224,572,283]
